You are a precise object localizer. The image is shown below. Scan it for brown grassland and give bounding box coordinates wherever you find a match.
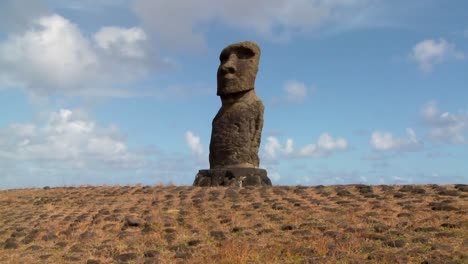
[0,184,467,264]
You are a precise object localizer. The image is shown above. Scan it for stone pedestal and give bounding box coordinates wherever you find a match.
[193,168,272,187]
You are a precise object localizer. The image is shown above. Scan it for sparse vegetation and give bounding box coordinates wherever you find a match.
[0,184,467,263]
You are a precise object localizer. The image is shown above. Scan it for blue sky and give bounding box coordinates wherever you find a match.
[0,0,467,189]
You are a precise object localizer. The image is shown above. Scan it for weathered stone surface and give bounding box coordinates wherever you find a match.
[193,168,271,187]
[194,41,271,186]
[209,90,264,168]
[217,41,260,96]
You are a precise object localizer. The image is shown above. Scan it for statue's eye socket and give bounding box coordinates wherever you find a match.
[220,47,255,62]
[235,47,255,59]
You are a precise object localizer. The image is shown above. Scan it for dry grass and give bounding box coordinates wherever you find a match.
[0,184,467,263]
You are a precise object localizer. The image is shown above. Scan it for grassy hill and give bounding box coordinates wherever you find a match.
[0,184,467,263]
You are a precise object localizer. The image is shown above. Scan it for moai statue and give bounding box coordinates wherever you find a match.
[193,41,272,187]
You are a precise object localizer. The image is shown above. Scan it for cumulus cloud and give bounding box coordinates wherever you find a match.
[421,101,468,144]
[0,15,98,93]
[0,109,153,188]
[185,131,204,158]
[410,38,465,73]
[94,26,148,59]
[370,128,422,151]
[132,0,377,48]
[0,13,171,97]
[0,109,147,166]
[264,133,348,159]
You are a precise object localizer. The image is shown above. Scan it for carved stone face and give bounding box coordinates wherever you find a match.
[217,41,260,96]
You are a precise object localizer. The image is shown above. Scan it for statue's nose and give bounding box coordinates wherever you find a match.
[221,54,237,73]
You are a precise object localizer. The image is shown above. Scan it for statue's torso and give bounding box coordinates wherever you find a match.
[209,94,264,169]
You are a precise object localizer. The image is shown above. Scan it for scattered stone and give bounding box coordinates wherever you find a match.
[412,237,430,244]
[55,241,67,248]
[165,234,176,243]
[281,225,295,231]
[257,228,273,235]
[440,223,460,229]
[421,255,459,264]
[79,231,96,241]
[22,230,39,244]
[175,252,191,259]
[415,227,438,232]
[364,234,387,241]
[125,216,143,227]
[144,258,160,264]
[144,250,160,258]
[115,253,138,263]
[292,230,312,236]
[231,227,243,233]
[396,221,409,228]
[39,254,52,260]
[187,239,202,246]
[251,202,262,209]
[373,224,389,233]
[323,230,341,239]
[454,184,468,192]
[42,231,58,241]
[438,190,459,196]
[430,202,457,211]
[290,247,316,256]
[69,244,85,253]
[384,239,406,248]
[272,203,286,210]
[63,255,81,262]
[4,238,18,249]
[411,187,426,194]
[164,228,176,234]
[219,218,231,224]
[27,245,43,251]
[210,230,226,241]
[336,189,352,197]
[435,232,454,238]
[431,244,453,251]
[397,212,412,218]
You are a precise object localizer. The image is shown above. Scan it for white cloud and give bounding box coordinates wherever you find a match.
[94,26,148,59]
[185,131,204,158]
[299,133,348,157]
[285,80,308,103]
[370,128,422,151]
[0,14,98,93]
[264,136,282,159]
[421,101,468,144]
[264,133,348,159]
[0,108,153,188]
[410,38,465,73]
[132,0,377,48]
[0,14,171,97]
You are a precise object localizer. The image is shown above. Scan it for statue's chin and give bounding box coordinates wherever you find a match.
[217,82,253,96]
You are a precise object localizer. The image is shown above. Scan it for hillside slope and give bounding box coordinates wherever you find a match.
[1,184,467,263]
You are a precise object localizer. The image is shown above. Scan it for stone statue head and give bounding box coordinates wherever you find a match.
[217,41,261,96]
